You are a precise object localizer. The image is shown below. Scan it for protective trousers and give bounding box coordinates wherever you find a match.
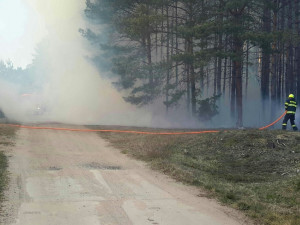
[282,114,298,131]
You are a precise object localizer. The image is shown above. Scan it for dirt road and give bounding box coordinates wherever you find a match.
[2,125,250,225]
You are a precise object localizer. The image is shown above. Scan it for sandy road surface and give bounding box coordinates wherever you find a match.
[2,125,251,225]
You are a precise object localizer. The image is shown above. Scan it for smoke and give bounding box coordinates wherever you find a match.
[0,0,131,124]
[2,0,292,129]
[0,0,201,128]
[27,0,151,125]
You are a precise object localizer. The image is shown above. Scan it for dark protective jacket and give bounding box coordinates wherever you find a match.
[285,98,297,114]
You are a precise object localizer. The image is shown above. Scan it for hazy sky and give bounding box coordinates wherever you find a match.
[0,0,87,68]
[0,0,47,68]
[0,0,155,126]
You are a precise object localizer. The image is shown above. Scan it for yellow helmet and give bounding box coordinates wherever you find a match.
[289,94,294,98]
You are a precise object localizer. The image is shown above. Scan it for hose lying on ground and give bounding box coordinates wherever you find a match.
[0,124,220,135]
[0,111,287,134]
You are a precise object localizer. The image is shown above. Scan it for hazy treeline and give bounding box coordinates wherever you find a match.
[0,60,39,93]
[82,0,300,127]
[0,61,30,87]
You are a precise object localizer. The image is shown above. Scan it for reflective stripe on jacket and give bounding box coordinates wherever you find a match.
[285,98,297,114]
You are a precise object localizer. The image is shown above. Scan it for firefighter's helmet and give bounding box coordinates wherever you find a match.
[289,94,295,98]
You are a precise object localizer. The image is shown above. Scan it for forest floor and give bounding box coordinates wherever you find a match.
[0,126,17,218]
[90,126,300,225]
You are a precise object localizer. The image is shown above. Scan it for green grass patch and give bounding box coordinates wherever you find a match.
[90,126,300,225]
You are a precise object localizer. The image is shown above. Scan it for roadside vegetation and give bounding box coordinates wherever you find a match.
[0,126,16,212]
[91,126,300,225]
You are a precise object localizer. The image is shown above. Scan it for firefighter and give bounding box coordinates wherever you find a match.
[282,94,298,131]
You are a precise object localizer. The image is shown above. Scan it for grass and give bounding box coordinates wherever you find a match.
[89,126,300,225]
[0,126,17,208]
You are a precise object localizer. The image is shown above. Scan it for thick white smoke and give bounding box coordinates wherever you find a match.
[0,0,142,125]
[5,0,280,129]
[0,0,201,127]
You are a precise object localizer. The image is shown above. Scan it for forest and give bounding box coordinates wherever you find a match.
[81,0,300,127]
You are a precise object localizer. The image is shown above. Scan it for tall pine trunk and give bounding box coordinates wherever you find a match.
[286,0,294,96]
[296,0,300,101]
[166,5,170,112]
[189,39,197,115]
[146,5,153,95]
[231,58,236,119]
[217,3,223,95]
[233,42,243,127]
[271,2,278,120]
[232,13,244,127]
[261,6,271,115]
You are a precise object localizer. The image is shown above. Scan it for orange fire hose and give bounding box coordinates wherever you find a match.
[259,111,287,130]
[1,124,220,135]
[0,111,287,134]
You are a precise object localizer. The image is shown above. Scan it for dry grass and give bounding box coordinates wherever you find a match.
[0,126,17,209]
[89,126,300,225]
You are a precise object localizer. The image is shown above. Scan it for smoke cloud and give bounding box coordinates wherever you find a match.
[1,0,136,125]
[0,0,202,128]
[2,0,291,129]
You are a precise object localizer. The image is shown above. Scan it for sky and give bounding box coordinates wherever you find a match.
[0,0,47,68]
